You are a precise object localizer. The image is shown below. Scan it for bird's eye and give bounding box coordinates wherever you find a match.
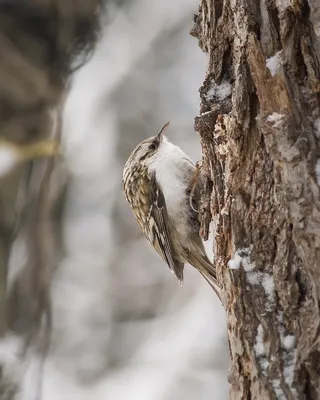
[148,142,158,151]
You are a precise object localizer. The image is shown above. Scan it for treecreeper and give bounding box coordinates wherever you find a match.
[122,122,220,299]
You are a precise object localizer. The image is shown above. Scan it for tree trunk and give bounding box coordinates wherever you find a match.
[192,0,320,398]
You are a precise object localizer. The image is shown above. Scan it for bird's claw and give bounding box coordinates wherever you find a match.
[188,161,202,213]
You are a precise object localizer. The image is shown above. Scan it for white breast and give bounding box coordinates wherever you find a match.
[148,138,194,217]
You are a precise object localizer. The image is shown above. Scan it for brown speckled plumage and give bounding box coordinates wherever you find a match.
[122,123,220,298]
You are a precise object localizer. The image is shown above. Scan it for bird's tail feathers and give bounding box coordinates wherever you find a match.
[188,253,221,300]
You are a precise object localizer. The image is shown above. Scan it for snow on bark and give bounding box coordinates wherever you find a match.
[266,51,282,77]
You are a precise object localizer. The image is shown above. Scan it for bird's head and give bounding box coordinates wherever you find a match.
[127,122,170,165]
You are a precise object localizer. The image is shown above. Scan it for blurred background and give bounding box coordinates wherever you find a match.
[11,0,229,398]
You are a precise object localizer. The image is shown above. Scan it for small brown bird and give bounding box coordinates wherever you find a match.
[122,122,220,297]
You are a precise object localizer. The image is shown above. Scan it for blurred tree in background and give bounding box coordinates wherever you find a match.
[0,1,228,399]
[0,1,102,397]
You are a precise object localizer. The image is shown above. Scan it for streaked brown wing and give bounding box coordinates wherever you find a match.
[147,173,183,281]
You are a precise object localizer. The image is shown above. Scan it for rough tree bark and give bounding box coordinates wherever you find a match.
[191,0,320,399]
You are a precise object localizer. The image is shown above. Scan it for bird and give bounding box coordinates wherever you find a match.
[122,122,220,298]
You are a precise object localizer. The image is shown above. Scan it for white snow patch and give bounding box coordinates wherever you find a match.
[242,261,256,272]
[229,246,275,305]
[254,324,269,374]
[227,247,255,270]
[271,379,286,400]
[272,379,280,387]
[314,119,320,138]
[246,271,262,285]
[260,358,270,371]
[277,313,297,391]
[200,110,211,116]
[315,159,320,186]
[206,80,232,101]
[227,252,242,270]
[254,324,265,357]
[267,113,284,128]
[0,145,20,177]
[246,272,275,305]
[282,334,295,350]
[262,274,275,301]
[266,51,282,76]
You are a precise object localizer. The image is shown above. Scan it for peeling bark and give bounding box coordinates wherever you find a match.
[192,0,320,398]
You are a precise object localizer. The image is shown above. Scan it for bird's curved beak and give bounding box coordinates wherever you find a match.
[157,121,170,142]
